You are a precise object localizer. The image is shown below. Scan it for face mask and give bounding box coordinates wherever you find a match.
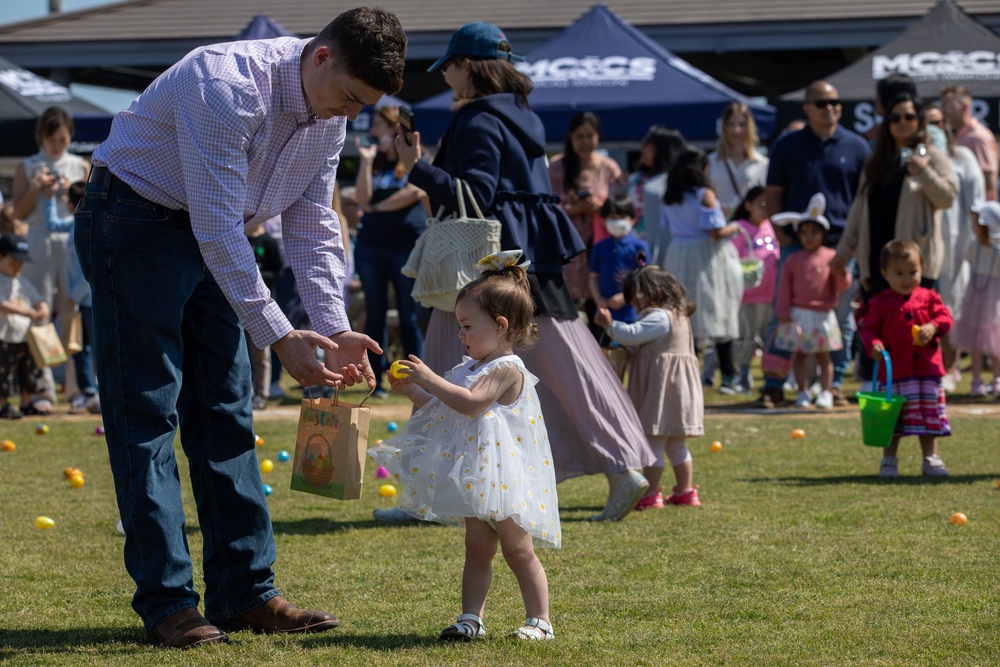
[605,218,633,239]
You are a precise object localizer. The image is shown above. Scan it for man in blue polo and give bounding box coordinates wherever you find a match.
[761,80,870,408]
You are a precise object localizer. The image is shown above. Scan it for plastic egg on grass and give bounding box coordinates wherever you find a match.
[36,424,50,435]
[255,434,265,447]
[260,459,274,474]
[35,516,55,530]
[950,512,968,526]
[374,439,383,445]
[387,422,399,433]
[95,425,105,436]
[376,465,390,479]
[378,484,397,497]
[278,450,290,462]
[710,441,723,452]
[263,484,273,496]
[64,467,76,479]
[1,440,15,452]
[791,429,806,440]
[69,474,85,489]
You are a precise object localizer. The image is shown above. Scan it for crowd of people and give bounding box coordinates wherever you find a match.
[2,8,999,650]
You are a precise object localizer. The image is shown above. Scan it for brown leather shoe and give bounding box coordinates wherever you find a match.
[149,607,228,649]
[214,595,340,634]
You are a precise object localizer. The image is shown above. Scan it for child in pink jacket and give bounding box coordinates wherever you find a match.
[772,194,852,409]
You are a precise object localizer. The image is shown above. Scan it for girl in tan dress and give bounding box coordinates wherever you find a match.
[595,261,704,508]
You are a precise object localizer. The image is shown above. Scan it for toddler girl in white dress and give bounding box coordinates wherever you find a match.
[369,251,560,642]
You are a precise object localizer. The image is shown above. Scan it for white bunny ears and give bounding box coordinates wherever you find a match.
[771,193,831,231]
[972,200,1000,245]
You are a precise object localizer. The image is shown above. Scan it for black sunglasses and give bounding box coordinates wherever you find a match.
[889,112,918,124]
[811,99,842,109]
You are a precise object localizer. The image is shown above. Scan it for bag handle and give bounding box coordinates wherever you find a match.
[872,348,894,400]
[453,178,486,220]
[306,384,376,408]
[736,224,754,255]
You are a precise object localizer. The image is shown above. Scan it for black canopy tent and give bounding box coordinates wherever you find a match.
[780,0,1000,135]
[0,55,114,156]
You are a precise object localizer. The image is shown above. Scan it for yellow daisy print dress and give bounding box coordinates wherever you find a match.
[368,355,561,548]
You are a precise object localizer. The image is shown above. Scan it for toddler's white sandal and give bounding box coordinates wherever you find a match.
[439,613,485,641]
[511,617,554,640]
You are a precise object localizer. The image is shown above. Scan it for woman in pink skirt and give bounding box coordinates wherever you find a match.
[395,22,656,521]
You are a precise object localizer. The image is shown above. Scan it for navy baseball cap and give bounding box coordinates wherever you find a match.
[0,233,31,262]
[427,21,525,72]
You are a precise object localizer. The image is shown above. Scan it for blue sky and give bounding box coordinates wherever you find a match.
[1,0,138,112]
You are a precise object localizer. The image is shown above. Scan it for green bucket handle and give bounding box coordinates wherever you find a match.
[872,349,893,399]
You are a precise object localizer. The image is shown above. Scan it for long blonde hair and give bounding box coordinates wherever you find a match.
[715,102,760,162]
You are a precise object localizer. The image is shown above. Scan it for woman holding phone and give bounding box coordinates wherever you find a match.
[394,21,656,523]
[353,105,428,397]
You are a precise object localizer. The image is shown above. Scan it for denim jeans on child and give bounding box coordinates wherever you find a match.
[75,168,279,631]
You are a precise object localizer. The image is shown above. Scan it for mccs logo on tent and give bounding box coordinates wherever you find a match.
[518,56,657,88]
[873,51,1000,82]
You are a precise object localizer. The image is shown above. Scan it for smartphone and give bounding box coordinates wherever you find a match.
[398,107,415,146]
[899,147,913,169]
[358,135,376,148]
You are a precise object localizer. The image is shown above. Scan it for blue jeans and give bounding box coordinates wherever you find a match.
[830,264,857,388]
[354,241,423,380]
[72,304,97,395]
[75,170,278,630]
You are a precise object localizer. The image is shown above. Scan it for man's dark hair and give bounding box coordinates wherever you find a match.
[316,7,406,95]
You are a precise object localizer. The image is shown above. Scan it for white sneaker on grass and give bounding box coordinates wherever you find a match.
[922,454,949,477]
[814,390,834,409]
[879,456,899,478]
[794,391,812,408]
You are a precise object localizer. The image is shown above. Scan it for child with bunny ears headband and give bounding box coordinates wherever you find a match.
[770,194,853,409]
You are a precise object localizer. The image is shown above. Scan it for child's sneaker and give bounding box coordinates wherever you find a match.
[635,489,664,511]
[667,486,701,507]
[879,455,899,478]
[970,378,987,397]
[0,403,22,419]
[794,391,812,408]
[922,454,949,477]
[814,390,834,409]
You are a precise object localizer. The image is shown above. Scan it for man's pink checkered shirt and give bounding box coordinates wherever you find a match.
[93,37,349,347]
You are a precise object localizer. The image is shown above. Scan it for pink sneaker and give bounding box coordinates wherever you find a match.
[634,489,664,510]
[667,486,701,507]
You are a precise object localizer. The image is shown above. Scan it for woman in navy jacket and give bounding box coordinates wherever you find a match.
[397,21,656,522]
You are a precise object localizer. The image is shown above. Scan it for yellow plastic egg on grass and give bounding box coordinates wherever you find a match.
[710,441,723,452]
[69,474,85,489]
[378,484,397,497]
[1,440,15,452]
[950,512,968,526]
[35,516,55,529]
[389,360,410,380]
[791,429,806,440]
[36,424,50,435]
[260,459,274,474]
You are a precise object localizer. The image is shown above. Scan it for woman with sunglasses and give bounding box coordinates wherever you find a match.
[835,93,957,380]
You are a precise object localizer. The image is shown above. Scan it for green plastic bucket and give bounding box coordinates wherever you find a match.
[856,350,906,448]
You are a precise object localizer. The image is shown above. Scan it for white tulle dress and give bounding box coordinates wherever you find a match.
[368,355,561,548]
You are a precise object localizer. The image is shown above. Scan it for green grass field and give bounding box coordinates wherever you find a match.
[1,391,998,666]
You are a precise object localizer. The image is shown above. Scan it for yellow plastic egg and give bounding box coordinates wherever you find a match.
[1,440,15,452]
[389,360,410,379]
[710,441,723,452]
[791,429,806,440]
[69,474,85,489]
[35,516,55,529]
[912,324,923,346]
[260,459,274,474]
[378,484,397,497]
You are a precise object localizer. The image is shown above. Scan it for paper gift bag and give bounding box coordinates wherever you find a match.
[61,311,83,356]
[289,391,371,500]
[26,323,68,368]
